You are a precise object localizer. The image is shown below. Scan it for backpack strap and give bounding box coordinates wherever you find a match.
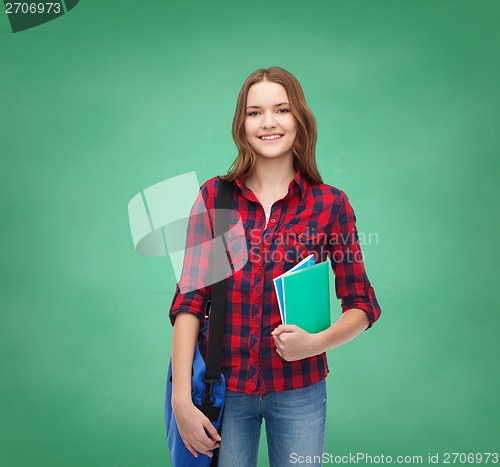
[201,178,234,408]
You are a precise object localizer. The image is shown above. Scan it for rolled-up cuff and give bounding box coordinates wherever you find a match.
[168,284,209,327]
[341,286,381,330]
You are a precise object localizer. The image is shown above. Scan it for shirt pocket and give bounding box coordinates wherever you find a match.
[224,221,249,274]
[282,223,330,265]
[280,224,315,265]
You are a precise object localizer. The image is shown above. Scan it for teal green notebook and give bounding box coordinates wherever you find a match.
[279,260,331,334]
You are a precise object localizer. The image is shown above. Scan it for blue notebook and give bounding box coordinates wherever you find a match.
[273,254,316,324]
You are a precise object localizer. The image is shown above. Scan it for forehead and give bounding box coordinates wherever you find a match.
[246,81,289,106]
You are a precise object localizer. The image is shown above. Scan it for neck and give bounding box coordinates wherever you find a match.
[245,156,296,195]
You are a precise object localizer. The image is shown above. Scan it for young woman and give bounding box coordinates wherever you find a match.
[169,66,382,466]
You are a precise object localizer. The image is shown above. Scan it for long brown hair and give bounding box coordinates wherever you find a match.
[220,66,323,184]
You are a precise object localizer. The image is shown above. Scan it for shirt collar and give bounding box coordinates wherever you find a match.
[234,162,308,199]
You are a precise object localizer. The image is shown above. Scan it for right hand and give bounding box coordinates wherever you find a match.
[172,399,221,458]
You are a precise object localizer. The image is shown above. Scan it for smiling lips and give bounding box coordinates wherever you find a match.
[259,133,284,141]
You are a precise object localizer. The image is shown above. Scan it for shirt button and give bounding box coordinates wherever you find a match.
[270,218,276,224]
[257,269,262,275]
[255,298,261,304]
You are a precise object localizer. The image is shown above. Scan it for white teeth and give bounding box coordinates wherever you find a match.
[260,135,282,140]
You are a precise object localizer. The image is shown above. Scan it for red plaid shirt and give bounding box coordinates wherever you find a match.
[169,166,381,395]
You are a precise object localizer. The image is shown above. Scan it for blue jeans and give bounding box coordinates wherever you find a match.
[217,378,327,467]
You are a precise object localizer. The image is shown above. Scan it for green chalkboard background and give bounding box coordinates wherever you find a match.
[1,1,499,466]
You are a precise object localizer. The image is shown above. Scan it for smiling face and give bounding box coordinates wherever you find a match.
[244,81,297,162]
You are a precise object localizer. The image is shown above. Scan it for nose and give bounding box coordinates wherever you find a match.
[263,111,277,129]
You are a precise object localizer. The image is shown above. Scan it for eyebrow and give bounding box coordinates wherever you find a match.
[245,102,290,110]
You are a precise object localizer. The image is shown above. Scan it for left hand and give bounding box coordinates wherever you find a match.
[271,324,321,361]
